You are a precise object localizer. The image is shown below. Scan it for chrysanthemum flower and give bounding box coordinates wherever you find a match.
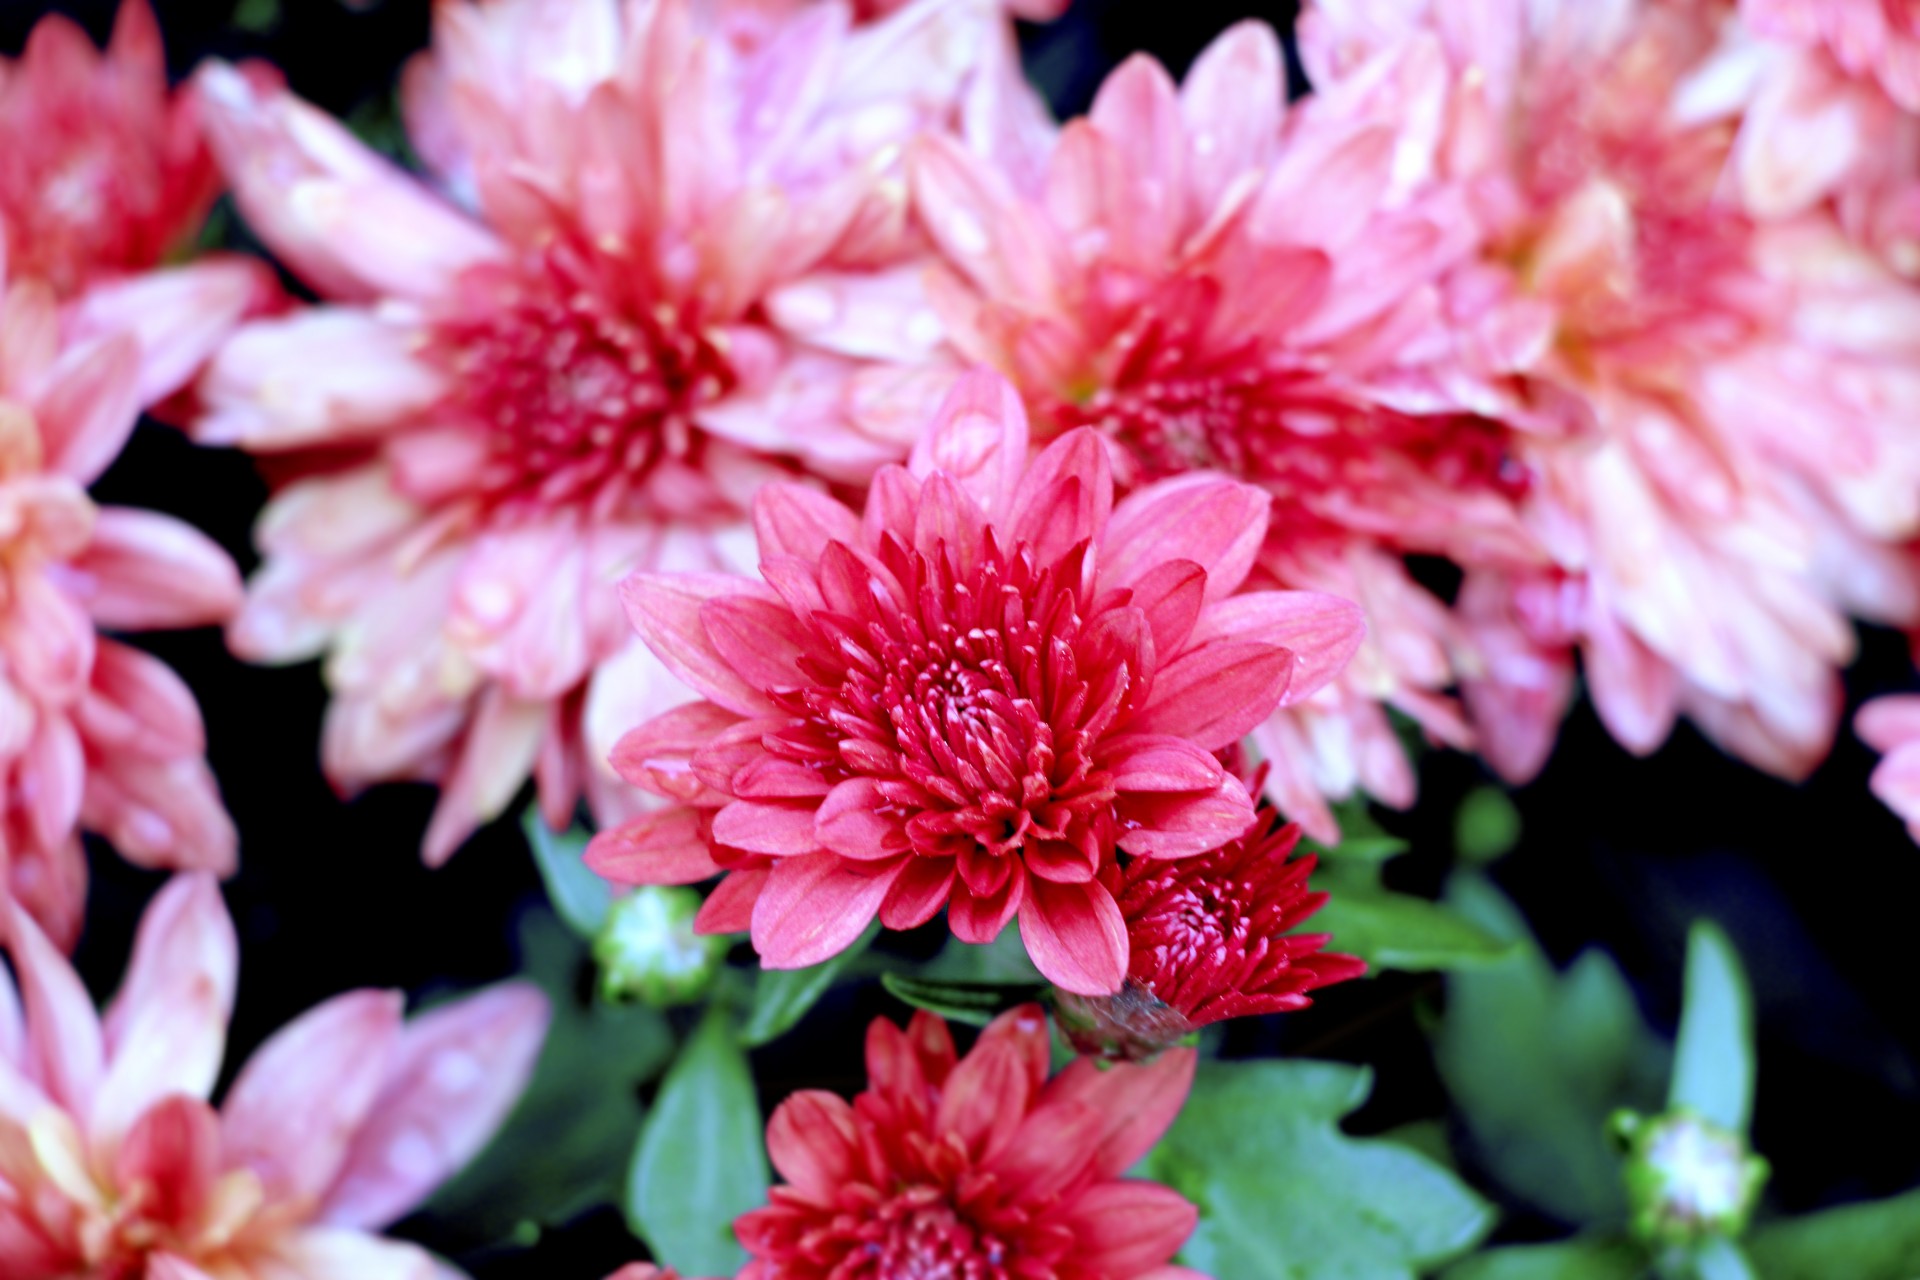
[1742,0,1920,112]
[0,873,549,1279]
[0,0,221,299]
[588,371,1363,995]
[190,0,1024,864]
[0,249,256,947]
[735,1004,1205,1279]
[851,19,1532,841]
[1302,0,1920,784]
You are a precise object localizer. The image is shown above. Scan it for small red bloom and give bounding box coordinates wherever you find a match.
[0,0,221,298]
[736,1004,1208,1280]
[589,371,1366,995]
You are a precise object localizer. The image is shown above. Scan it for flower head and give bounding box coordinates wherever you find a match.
[736,1004,1204,1279]
[1061,778,1364,1054]
[1611,1108,1770,1247]
[190,0,1024,864]
[0,0,221,298]
[589,371,1365,995]
[0,873,549,1279]
[881,20,1532,842]
[594,885,727,1005]
[0,247,256,946]
[1303,0,1920,785]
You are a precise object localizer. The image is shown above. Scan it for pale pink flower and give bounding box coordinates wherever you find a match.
[586,371,1363,996]
[0,873,550,1279]
[0,244,259,949]
[190,0,1022,864]
[0,0,220,300]
[1742,0,1920,112]
[859,20,1533,840]
[1302,0,1920,783]
[1857,694,1920,841]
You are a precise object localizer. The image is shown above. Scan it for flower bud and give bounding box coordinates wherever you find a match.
[1611,1108,1769,1246]
[593,886,726,1006]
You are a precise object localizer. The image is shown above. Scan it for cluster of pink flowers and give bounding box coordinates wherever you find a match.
[7,0,1920,1273]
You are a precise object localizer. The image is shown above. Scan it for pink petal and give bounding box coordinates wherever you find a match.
[933,1010,1041,1166]
[1117,777,1258,858]
[711,799,824,857]
[699,595,813,698]
[879,857,956,929]
[1018,878,1127,996]
[220,989,403,1211]
[92,875,236,1159]
[621,574,777,718]
[949,862,1026,943]
[149,1254,220,1280]
[584,808,719,885]
[72,508,244,631]
[19,712,83,858]
[1102,475,1270,603]
[3,896,102,1116]
[1101,734,1226,792]
[816,778,912,861]
[764,1090,859,1202]
[260,1227,442,1280]
[1131,640,1296,751]
[750,852,901,969]
[907,369,1033,521]
[1062,1180,1199,1275]
[607,701,747,803]
[1191,590,1366,707]
[1858,695,1920,753]
[910,134,1061,313]
[33,332,141,486]
[753,482,863,561]
[65,258,280,408]
[422,687,547,868]
[1181,22,1284,209]
[80,640,204,759]
[1128,560,1207,662]
[1082,54,1187,270]
[321,983,550,1230]
[696,867,770,935]
[1048,1045,1196,1177]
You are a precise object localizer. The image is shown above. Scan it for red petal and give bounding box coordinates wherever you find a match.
[711,799,824,857]
[1116,778,1257,858]
[1019,878,1126,996]
[695,868,769,934]
[879,856,956,929]
[1101,734,1225,792]
[948,862,1025,943]
[1128,560,1207,660]
[1048,1046,1196,1178]
[700,596,813,697]
[1131,639,1295,751]
[764,1090,859,1203]
[1060,1181,1198,1274]
[584,809,720,885]
[1192,590,1366,707]
[750,853,901,968]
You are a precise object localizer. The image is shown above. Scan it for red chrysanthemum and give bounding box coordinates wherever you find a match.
[0,0,221,299]
[736,1004,1206,1280]
[588,372,1366,995]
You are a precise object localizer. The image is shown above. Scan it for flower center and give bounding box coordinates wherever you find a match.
[850,1188,1011,1280]
[428,251,733,515]
[769,533,1135,871]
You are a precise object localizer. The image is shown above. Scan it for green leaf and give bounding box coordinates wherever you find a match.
[412,910,673,1251]
[627,1009,768,1276]
[1747,1188,1920,1280]
[1146,1059,1495,1280]
[1669,922,1755,1136]
[1455,786,1522,864]
[1688,1238,1758,1280]
[918,922,1045,982]
[880,974,1046,1027]
[523,806,611,938]
[1434,874,1668,1227]
[1304,798,1410,863]
[1313,871,1516,972]
[1444,1238,1646,1280]
[741,922,878,1047]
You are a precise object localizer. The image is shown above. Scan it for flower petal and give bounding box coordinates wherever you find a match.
[1131,639,1296,751]
[620,573,776,718]
[906,369,1031,521]
[1018,877,1126,997]
[1102,475,1270,603]
[321,983,550,1230]
[1191,590,1366,707]
[3,895,102,1117]
[750,852,901,969]
[585,808,720,885]
[72,508,244,631]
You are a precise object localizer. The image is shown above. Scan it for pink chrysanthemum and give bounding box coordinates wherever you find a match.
[0,873,549,1279]
[735,1004,1206,1280]
[1743,0,1920,112]
[831,20,1537,842]
[189,0,1025,864]
[0,247,263,947]
[587,372,1363,995]
[1302,0,1920,784]
[0,0,222,300]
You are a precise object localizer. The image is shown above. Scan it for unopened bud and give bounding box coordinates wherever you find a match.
[593,886,726,1006]
[1611,1109,1769,1246]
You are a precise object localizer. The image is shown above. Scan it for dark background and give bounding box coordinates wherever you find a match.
[8,0,1920,1274]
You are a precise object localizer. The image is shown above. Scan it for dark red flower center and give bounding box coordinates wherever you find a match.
[767,532,1139,881]
[844,1188,1012,1280]
[429,251,734,515]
